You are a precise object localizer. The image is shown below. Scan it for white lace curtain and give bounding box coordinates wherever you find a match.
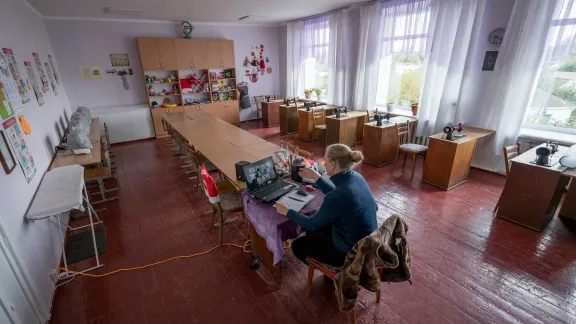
[544,0,576,63]
[302,15,330,65]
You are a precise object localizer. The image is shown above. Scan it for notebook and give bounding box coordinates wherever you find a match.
[277,190,314,212]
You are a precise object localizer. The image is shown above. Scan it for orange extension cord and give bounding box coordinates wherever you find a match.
[57,242,249,278]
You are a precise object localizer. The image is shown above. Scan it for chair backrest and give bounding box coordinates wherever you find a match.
[503,142,521,177]
[104,122,111,148]
[254,95,264,110]
[366,110,377,122]
[200,165,220,204]
[295,147,314,161]
[396,121,412,144]
[312,110,324,127]
[280,140,296,153]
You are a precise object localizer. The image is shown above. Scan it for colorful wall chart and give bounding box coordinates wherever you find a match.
[48,55,61,84]
[2,116,36,182]
[44,62,58,95]
[0,83,14,120]
[2,48,30,106]
[0,49,24,112]
[24,61,44,106]
[32,53,49,93]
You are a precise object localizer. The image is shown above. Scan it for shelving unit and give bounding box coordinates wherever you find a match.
[137,37,240,138]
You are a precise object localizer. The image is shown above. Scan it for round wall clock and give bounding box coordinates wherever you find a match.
[488,28,505,46]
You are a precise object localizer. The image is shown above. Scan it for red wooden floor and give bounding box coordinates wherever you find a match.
[50,121,576,324]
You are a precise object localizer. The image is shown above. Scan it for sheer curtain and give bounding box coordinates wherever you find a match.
[328,10,350,106]
[473,0,559,171]
[286,20,305,98]
[302,16,330,65]
[352,0,430,111]
[416,0,485,137]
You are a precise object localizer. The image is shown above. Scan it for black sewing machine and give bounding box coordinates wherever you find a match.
[333,107,348,118]
[374,113,391,126]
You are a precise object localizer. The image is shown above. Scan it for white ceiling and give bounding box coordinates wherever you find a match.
[28,0,367,25]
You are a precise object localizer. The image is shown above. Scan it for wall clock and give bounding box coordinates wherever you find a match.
[488,28,505,46]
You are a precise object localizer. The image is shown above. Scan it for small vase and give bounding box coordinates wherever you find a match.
[386,104,394,112]
[411,104,419,116]
[305,93,311,99]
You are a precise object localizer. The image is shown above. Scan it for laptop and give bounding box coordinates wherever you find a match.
[243,157,296,202]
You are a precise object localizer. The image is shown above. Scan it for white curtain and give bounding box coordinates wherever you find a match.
[473,0,558,171]
[328,10,350,106]
[416,0,485,137]
[352,0,431,111]
[286,20,305,98]
[302,16,331,65]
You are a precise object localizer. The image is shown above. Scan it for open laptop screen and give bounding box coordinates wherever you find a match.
[243,157,277,191]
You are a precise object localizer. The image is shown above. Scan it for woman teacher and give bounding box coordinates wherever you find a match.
[274,144,378,267]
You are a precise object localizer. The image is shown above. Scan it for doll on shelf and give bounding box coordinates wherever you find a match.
[172,84,180,94]
[148,85,155,96]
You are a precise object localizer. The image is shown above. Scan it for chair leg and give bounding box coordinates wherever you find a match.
[403,153,408,167]
[218,210,224,247]
[306,264,314,297]
[351,307,357,324]
[411,154,417,178]
[376,289,381,303]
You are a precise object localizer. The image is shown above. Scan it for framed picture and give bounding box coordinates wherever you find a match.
[0,130,16,174]
[224,70,233,78]
[209,72,217,80]
[217,72,225,79]
[109,54,130,67]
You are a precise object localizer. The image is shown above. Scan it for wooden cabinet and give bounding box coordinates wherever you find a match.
[174,39,192,70]
[151,106,186,137]
[137,38,160,70]
[262,100,283,127]
[325,116,358,148]
[221,40,235,68]
[190,39,208,69]
[362,123,399,167]
[205,39,235,68]
[156,38,178,70]
[225,101,240,124]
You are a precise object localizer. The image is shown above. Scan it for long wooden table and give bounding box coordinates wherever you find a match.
[422,127,494,190]
[51,118,101,169]
[497,144,576,230]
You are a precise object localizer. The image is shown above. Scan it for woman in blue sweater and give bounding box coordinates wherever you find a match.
[274,144,377,267]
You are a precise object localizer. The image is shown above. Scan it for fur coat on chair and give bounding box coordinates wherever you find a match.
[334,214,412,312]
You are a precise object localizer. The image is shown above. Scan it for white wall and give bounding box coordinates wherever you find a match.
[0,0,73,320]
[44,19,282,121]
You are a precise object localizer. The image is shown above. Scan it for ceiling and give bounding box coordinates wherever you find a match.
[28,0,367,25]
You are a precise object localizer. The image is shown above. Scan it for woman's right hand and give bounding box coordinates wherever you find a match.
[299,166,321,182]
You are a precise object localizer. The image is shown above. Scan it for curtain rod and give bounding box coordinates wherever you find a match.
[285,0,384,23]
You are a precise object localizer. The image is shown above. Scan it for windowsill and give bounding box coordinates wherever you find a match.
[375,106,416,118]
[518,127,576,145]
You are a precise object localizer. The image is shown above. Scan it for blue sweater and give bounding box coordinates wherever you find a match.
[287,170,378,254]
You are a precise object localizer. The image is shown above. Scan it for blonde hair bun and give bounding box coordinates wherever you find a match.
[350,151,363,163]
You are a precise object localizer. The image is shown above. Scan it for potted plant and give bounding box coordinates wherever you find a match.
[304,89,312,99]
[410,100,419,116]
[386,96,395,112]
[314,88,322,100]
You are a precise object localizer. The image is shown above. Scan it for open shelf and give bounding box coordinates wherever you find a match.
[149,94,180,97]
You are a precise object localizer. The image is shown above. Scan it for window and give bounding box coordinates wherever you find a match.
[302,16,330,101]
[524,1,576,134]
[375,2,431,110]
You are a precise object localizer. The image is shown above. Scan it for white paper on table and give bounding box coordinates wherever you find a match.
[277,190,314,212]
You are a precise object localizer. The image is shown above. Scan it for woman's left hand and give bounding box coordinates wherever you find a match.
[274,203,289,216]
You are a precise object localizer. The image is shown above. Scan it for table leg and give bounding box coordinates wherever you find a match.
[250,225,282,285]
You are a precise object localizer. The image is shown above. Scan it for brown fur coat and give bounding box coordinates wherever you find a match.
[334,214,411,312]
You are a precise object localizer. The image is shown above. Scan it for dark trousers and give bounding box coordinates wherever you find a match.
[291,228,347,267]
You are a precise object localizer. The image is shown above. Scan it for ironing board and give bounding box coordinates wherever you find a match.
[26,164,104,275]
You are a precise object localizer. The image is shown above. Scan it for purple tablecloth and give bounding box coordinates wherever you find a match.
[243,184,325,265]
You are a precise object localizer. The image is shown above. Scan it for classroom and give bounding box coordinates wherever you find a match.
[1,0,576,323]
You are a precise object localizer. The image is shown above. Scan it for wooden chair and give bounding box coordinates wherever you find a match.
[201,169,246,246]
[280,140,296,153]
[503,142,521,177]
[295,147,314,161]
[305,257,381,324]
[494,142,522,213]
[103,123,114,157]
[312,110,326,145]
[366,110,377,123]
[85,151,119,205]
[254,95,264,120]
[396,121,427,178]
[187,143,222,192]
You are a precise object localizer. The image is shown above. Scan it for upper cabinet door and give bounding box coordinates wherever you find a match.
[220,40,235,69]
[190,39,208,69]
[156,38,178,70]
[205,39,223,68]
[174,39,192,70]
[137,38,160,70]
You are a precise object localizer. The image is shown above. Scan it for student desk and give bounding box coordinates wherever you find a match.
[279,103,304,134]
[559,168,576,220]
[297,105,338,142]
[362,117,418,167]
[51,118,101,169]
[496,144,575,230]
[261,99,284,128]
[325,111,366,148]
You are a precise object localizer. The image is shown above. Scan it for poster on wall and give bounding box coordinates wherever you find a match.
[24,62,44,106]
[32,53,49,93]
[79,66,103,80]
[243,44,272,84]
[0,83,15,120]
[109,54,130,67]
[2,116,36,182]
[48,55,61,84]
[44,62,58,95]
[0,52,22,112]
[2,49,30,107]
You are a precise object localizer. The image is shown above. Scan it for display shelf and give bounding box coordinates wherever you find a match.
[149,94,180,97]
[146,81,179,84]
